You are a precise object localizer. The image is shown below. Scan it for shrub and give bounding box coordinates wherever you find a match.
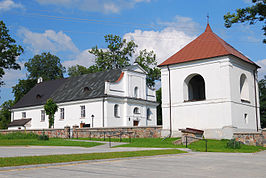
[226,139,241,149]
[0,132,39,139]
[38,134,49,141]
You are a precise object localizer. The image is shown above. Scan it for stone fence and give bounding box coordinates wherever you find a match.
[0,126,162,139]
[233,129,266,147]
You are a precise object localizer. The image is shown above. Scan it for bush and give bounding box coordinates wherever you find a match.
[226,139,241,149]
[0,132,39,139]
[38,134,49,141]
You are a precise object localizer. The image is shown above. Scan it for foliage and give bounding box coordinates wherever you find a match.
[89,34,137,70]
[259,76,266,128]
[224,0,266,43]
[0,100,14,129]
[25,52,66,81]
[135,49,161,87]
[0,132,38,139]
[0,149,184,167]
[68,64,100,77]
[226,139,241,149]
[12,79,37,103]
[0,20,23,86]
[37,134,49,141]
[86,34,160,87]
[156,88,162,125]
[44,99,58,128]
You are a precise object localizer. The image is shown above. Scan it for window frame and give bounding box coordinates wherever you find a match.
[133,107,140,114]
[80,105,85,118]
[22,112,26,119]
[134,86,139,98]
[60,108,65,120]
[114,104,119,118]
[41,110,45,122]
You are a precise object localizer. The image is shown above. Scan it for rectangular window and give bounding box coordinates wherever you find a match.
[81,105,85,118]
[22,112,26,118]
[41,110,45,122]
[60,108,64,120]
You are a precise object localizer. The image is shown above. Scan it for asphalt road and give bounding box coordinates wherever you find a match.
[1,151,266,178]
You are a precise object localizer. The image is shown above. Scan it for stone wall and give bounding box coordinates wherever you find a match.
[0,127,70,138]
[233,129,266,147]
[0,126,162,139]
[73,126,162,139]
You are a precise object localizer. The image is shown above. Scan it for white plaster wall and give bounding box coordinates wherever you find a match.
[105,99,125,127]
[160,56,259,138]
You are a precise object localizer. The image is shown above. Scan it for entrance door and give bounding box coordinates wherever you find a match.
[133,120,139,126]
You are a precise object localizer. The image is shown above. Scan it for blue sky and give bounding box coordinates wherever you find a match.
[0,0,265,105]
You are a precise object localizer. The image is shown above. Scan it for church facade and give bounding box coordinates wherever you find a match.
[159,24,260,139]
[9,64,158,130]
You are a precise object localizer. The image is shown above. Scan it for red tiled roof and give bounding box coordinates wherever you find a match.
[158,24,258,67]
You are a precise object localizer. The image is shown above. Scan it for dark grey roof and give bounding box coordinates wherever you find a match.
[12,69,122,109]
[8,118,31,127]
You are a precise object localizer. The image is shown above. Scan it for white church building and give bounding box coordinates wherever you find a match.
[8,64,158,130]
[159,24,261,139]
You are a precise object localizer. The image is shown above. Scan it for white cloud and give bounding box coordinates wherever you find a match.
[63,49,96,69]
[2,62,26,88]
[36,0,151,14]
[257,59,266,79]
[18,28,79,54]
[123,16,198,65]
[0,0,23,12]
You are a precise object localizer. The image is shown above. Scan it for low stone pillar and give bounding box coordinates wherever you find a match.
[73,125,79,138]
[64,126,70,139]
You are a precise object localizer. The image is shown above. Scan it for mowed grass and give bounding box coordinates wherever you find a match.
[0,149,186,167]
[0,138,102,147]
[188,139,266,153]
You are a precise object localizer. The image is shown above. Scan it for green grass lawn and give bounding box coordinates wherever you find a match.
[0,149,186,167]
[188,139,266,153]
[0,138,103,147]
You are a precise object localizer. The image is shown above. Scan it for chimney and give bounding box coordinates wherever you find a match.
[37,77,43,83]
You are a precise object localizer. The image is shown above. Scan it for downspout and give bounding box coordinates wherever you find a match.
[102,97,105,127]
[167,65,172,137]
[253,70,259,131]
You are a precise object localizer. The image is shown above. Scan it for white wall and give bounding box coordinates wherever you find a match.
[160,56,260,138]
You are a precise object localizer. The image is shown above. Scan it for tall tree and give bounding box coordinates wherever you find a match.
[0,20,23,86]
[25,52,66,81]
[135,49,161,87]
[44,98,58,128]
[259,76,266,128]
[224,0,266,43]
[0,100,14,129]
[68,65,100,77]
[156,88,162,125]
[89,34,137,70]
[12,79,37,103]
[87,34,160,87]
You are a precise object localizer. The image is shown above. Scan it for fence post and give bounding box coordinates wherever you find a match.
[120,132,122,142]
[104,132,105,141]
[109,136,111,148]
[185,135,188,148]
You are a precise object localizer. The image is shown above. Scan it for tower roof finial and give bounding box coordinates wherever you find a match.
[207,13,209,25]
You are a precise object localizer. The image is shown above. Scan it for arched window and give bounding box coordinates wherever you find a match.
[134,87,138,98]
[240,74,249,101]
[114,104,119,117]
[184,74,206,101]
[133,107,140,114]
[147,108,151,120]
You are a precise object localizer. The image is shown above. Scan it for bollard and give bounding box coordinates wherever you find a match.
[104,132,105,141]
[109,136,111,148]
[120,132,122,142]
[129,134,131,143]
[185,135,188,148]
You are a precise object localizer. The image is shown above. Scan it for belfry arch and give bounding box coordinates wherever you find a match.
[184,74,206,101]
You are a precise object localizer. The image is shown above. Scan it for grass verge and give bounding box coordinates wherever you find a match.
[0,149,186,167]
[0,138,102,148]
[188,139,266,153]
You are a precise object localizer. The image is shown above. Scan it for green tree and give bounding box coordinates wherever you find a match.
[259,76,266,128]
[87,34,160,87]
[12,79,37,104]
[25,52,66,81]
[68,65,100,77]
[156,88,162,125]
[135,49,161,87]
[224,0,266,43]
[44,98,58,128]
[89,34,137,70]
[0,20,23,86]
[0,100,14,129]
